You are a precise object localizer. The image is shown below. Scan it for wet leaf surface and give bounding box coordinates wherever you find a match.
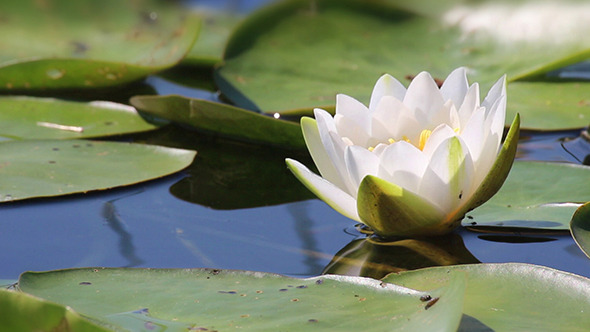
[0,0,199,90]
[19,267,465,331]
[463,161,590,230]
[0,97,157,140]
[0,139,196,202]
[384,263,590,332]
[216,0,590,130]
[0,289,111,332]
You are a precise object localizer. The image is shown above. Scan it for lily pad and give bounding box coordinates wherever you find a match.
[0,139,196,202]
[507,81,590,130]
[183,8,244,66]
[0,289,111,332]
[570,202,590,258]
[0,97,157,140]
[18,267,465,331]
[383,263,590,331]
[0,0,200,90]
[130,95,306,149]
[463,161,590,230]
[216,0,590,122]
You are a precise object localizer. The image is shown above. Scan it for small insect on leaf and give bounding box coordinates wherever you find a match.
[424,297,440,310]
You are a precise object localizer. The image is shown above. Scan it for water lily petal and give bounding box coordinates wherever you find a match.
[421,124,456,158]
[344,145,379,191]
[421,136,474,212]
[378,141,428,194]
[357,175,447,237]
[286,158,360,221]
[457,83,481,129]
[462,114,520,214]
[301,116,349,190]
[315,109,357,194]
[440,67,469,108]
[460,107,486,164]
[372,96,422,141]
[482,74,506,110]
[369,74,406,111]
[335,113,372,148]
[403,71,445,119]
[336,94,370,132]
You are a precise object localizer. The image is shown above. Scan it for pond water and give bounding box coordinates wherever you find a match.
[1,0,590,285]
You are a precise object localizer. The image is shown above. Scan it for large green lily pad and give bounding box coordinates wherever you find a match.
[463,161,590,231]
[0,0,199,90]
[570,202,590,258]
[0,289,110,332]
[130,95,306,149]
[216,0,590,127]
[18,267,465,331]
[0,139,196,202]
[0,97,157,140]
[383,263,590,331]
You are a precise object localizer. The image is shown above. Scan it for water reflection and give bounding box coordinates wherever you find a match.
[323,233,479,280]
[562,128,590,165]
[102,196,145,267]
[286,202,324,275]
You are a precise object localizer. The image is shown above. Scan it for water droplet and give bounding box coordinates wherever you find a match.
[46,69,65,80]
[3,194,13,202]
[273,113,280,119]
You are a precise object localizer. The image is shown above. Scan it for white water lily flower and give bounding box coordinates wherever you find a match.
[286,68,520,237]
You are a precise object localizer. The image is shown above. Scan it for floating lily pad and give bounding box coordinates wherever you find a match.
[0,139,196,202]
[0,97,157,140]
[18,267,465,331]
[507,82,590,130]
[0,0,200,90]
[383,263,590,331]
[183,8,244,66]
[216,0,590,126]
[570,202,590,258]
[0,289,110,332]
[130,95,306,149]
[463,161,590,230]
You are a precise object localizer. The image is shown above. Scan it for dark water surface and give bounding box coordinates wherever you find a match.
[2,0,590,283]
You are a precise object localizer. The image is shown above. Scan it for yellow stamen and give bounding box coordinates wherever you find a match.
[419,129,432,151]
[454,127,460,133]
[368,146,375,152]
[401,136,410,143]
[388,138,395,144]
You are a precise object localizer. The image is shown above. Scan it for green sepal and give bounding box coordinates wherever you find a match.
[357,175,448,238]
[570,201,590,259]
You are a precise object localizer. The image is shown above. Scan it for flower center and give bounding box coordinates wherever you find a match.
[367,129,433,152]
